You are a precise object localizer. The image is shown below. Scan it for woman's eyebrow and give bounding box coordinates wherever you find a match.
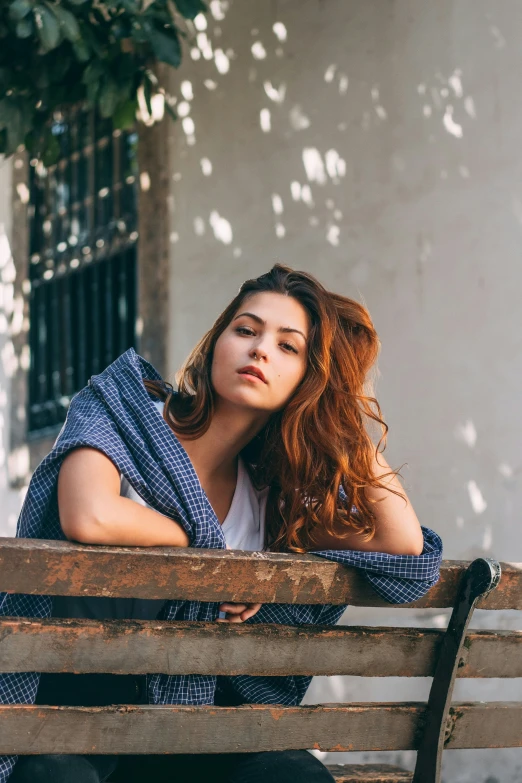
[233,312,307,341]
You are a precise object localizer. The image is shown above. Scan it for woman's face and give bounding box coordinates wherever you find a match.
[211,292,310,414]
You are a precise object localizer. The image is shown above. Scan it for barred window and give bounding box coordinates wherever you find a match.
[27,107,139,437]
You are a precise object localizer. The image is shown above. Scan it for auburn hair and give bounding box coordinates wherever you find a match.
[144,263,404,553]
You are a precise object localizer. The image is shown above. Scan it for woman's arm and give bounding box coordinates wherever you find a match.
[58,447,190,547]
[310,451,424,556]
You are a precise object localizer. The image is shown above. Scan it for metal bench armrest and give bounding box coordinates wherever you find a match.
[412,557,501,783]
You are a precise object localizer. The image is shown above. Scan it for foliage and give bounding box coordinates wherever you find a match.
[0,0,206,163]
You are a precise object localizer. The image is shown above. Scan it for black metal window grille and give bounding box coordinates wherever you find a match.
[27,106,139,438]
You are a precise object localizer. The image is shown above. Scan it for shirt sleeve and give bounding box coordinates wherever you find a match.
[309,525,443,604]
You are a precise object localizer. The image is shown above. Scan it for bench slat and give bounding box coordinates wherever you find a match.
[328,765,412,782]
[1,618,521,678]
[0,703,521,754]
[0,539,520,608]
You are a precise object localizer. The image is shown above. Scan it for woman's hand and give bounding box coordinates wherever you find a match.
[219,544,262,621]
[216,602,262,623]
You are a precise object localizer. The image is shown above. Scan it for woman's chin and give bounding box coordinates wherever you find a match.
[216,387,273,412]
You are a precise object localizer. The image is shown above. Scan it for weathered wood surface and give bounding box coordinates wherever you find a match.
[0,538,520,608]
[0,703,521,754]
[328,765,412,783]
[1,618,521,678]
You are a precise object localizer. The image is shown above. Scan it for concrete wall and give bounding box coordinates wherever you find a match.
[0,157,26,537]
[165,1,522,779]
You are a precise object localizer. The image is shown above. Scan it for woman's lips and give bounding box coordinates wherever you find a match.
[238,371,265,383]
[237,365,267,383]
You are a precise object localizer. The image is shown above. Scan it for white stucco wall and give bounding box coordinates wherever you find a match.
[0,157,25,538]
[165,1,522,779]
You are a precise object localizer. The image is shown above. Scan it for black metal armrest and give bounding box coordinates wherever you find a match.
[412,557,501,783]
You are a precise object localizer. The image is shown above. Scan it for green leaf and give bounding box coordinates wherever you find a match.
[81,24,104,57]
[72,37,90,61]
[174,0,207,20]
[9,0,33,22]
[98,79,119,117]
[15,17,33,37]
[119,0,139,11]
[81,60,105,85]
[113,98,137,129]
[0,69,9,93]
[83,62,106,104]
[35,70,49,89]
[85,76,99,106]
[111,19,132,40]
[145,4,171,25]
[130,27,148,44]
[49,3,80,41]
[33,4,61,51]
[147,26,181,68]
[48,53,71,82]
[0,0,190,160]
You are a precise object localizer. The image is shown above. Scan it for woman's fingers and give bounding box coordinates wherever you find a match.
[219,603,247,614]
[216,613,245,623]
[239,603,262,621]
[216,602,262,623]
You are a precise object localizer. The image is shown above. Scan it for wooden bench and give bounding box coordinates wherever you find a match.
[0,538,519,783]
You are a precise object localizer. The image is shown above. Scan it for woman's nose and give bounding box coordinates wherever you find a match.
[250,344,267,360]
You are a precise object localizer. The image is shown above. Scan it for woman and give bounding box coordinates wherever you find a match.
[5,264,441,783]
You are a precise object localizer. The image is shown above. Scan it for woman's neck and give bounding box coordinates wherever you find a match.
[174,401,268,485]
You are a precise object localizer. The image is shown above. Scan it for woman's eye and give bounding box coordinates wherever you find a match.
[235,327,297,354]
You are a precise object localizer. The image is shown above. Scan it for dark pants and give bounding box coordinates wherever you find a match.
[11,673,334,783]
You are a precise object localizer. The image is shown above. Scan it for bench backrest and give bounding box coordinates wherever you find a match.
[0,538,520,761]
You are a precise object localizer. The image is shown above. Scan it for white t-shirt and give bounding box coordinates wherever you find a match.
[120,398,268,551]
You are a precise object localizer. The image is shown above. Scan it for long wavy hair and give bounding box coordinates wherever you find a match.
[144,263,404,553]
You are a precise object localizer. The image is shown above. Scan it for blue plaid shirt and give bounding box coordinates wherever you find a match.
[0,348,442,780]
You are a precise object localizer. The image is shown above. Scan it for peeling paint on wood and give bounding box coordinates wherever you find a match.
[0,703,424,754]
[0,703,520,755]
[328,765,412,782]
[0,539,520,608]
[1,620,520,678]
